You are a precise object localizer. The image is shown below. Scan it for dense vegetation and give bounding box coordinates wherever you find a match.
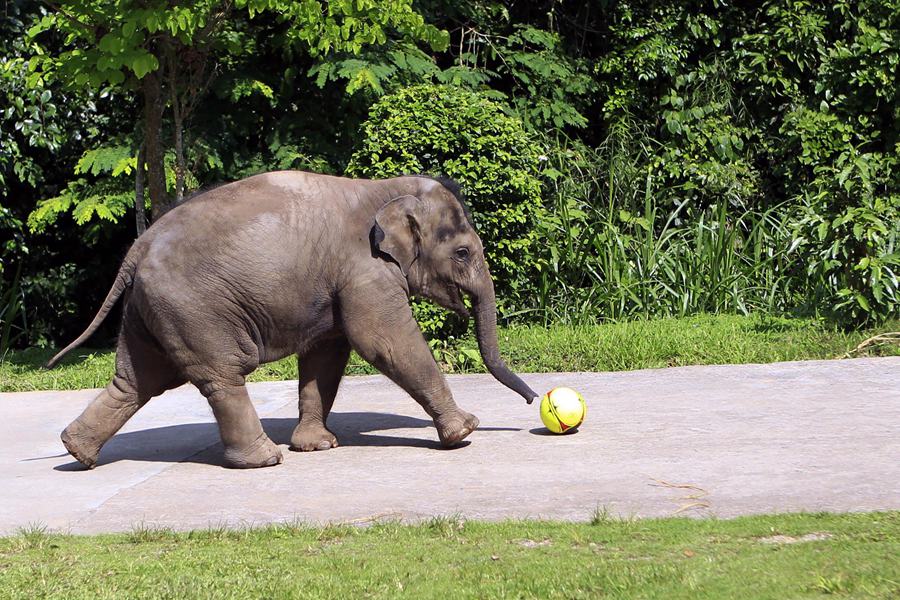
[2,0,898,355]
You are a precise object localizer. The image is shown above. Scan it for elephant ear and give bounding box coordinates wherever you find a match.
[373,195,422,276]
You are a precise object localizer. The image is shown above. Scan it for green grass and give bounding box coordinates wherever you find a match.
[1,512,897,598]
[2,314,897,392]
[536,139,812,324]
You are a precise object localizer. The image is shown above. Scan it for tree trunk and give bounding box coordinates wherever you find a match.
[173,110,184,204]
[141,71,170,221]
[167,45,186,204]
[134,143,147,236]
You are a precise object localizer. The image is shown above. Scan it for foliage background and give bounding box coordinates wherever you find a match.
[2,0,898,353]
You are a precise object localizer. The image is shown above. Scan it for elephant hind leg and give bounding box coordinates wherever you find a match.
[290,337,350,452]
[202,383,283,468]
[161,322,281,469]
[61,377,145,468]
[61,326,185,469]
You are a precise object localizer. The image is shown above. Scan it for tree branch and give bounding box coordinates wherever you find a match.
[40,0,99,36]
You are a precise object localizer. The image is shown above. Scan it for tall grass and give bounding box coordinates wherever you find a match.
[534,135,802,325]
[0,264,26,360]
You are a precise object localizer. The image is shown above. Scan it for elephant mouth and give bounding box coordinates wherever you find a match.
[448,285,470,318]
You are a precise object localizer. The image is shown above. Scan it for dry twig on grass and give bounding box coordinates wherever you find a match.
[842,332,900,358]
[649,478,711,514]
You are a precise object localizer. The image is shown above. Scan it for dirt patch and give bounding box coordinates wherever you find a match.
[757,532,833,545]
[516,538,552,548]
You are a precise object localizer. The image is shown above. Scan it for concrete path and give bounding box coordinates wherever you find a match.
[1,357,898,535]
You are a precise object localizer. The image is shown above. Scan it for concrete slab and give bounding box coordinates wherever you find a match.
[1,357,898,534]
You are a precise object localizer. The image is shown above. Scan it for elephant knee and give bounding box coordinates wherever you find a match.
[203,383,245,405]
[103,376,140,408]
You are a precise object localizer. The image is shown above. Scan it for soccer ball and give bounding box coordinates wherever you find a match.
[539,387,586,433]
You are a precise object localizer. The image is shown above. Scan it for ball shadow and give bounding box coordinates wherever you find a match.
[528,427,581,436]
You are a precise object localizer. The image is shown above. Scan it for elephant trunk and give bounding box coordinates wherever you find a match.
[470,277,539,405]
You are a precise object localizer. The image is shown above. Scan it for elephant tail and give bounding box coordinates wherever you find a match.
[45,259,136,369]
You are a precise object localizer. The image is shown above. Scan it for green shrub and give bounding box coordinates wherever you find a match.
[790,141,899,324]
[771,0,900,324]
[347,84,544,335]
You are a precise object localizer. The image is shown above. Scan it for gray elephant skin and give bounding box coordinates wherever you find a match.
[47,171,538,469]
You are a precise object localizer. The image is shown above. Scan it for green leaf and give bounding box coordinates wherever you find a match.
[131,53,159,78]
[666,119,682,135]
[98,33,121,54]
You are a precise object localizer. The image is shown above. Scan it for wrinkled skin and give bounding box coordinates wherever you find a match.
[49,172,538,469]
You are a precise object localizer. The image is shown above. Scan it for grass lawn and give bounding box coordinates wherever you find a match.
[1,512,897,599]
[2,314,898,392]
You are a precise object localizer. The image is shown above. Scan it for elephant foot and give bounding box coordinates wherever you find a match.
[223,433,283,469]
[435,410,480,447]
[289,423,339,452]
[60,420,103,469]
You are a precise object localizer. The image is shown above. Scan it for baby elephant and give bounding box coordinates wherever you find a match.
[48,172,538,469]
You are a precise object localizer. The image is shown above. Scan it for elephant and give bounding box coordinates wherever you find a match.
[47,171,539,469]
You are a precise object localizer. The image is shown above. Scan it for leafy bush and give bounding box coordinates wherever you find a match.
[765,1,900,323]
[791,141,899,323]
[348,84,544,334]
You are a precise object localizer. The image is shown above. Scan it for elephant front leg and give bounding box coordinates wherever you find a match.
[341,290,479,447]
[290,338,351,452]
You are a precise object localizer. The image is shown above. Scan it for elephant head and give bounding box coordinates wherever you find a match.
[373,178,539,405]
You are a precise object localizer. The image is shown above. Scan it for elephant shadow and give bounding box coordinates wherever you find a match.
[53,412,519,470]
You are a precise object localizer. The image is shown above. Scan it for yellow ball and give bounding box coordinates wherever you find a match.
[540,387,586,433]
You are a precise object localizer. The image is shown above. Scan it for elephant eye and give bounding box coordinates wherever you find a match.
[455,247,470,260]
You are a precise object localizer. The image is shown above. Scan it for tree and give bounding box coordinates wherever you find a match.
[28,0,448,220]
